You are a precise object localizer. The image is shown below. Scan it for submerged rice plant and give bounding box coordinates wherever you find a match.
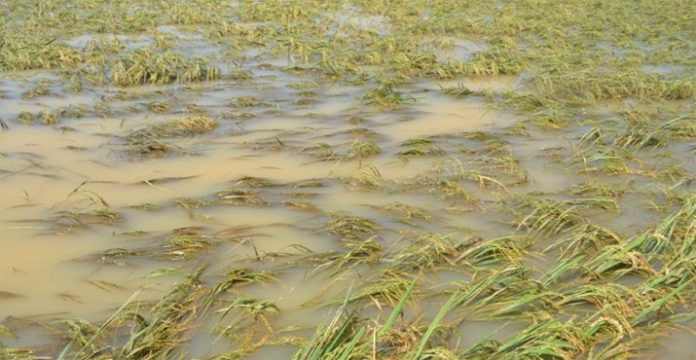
[112,48,219,86]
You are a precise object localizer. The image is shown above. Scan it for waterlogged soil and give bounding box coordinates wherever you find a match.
[1,72,693,358]
[1,2,696,359]
[0,73,528,356]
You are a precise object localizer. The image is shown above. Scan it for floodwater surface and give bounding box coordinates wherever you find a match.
[0,73,533,356]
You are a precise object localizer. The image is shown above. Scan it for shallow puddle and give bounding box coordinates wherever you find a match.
[1,73,527,354]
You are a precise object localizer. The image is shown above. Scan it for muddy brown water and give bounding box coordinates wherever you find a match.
[0,71,530,353]
[1,62,694,357]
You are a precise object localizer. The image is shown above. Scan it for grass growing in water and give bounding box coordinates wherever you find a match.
[112,48,219,86]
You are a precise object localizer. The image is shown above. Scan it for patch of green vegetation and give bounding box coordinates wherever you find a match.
[388,233,462,271]
[123,115,218,157]
[112,48,219,86]
[442,83,473,98]
[21,79,52,99]
[0,36,83,71]
[346,139,381,159]
[232,96,270,108]
[309,237,384,276]
[398,138,444,158]
[217,189,267,207]
[375,202,432,224]
[360,84,416,107]
[327,214,380,241]
[16,110,59,125]
[59,270,206,359]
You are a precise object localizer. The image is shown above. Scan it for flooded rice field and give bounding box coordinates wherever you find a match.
[1,1,695,359]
